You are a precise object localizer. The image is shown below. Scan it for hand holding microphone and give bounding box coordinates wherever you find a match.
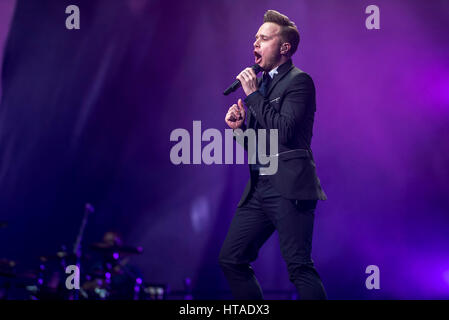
[223,64,262,96]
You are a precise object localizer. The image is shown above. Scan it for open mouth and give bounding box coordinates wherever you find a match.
[254,51,262,64]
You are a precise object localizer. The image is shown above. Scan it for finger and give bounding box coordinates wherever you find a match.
[243,69,253,79]
[233,100,240,111]
[231,105,239,113]
[229,104,237,112]
[244,69,256,80]
[245,67,255,75]
[226,112,236,122]
[240,72,249,83]
[236,73,244,83]
[246,68,256,78]
[238,99,244,110]
[226,111,235,119]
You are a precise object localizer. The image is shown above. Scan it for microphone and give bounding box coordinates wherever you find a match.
[223,64,262,95]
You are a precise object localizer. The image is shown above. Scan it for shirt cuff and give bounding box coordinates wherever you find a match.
[244,90,262,103]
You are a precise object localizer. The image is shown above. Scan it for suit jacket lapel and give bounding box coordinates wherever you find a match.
[266,59,294,97]
[248,60,293,128]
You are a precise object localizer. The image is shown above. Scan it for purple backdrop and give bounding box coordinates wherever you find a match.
[0,0,448,299]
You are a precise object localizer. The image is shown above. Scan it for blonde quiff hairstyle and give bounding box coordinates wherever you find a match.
[263,10,300,56]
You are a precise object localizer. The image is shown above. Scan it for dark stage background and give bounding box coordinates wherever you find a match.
[1,0,449,299]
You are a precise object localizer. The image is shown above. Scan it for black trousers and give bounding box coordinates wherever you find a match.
[219,174,327,300]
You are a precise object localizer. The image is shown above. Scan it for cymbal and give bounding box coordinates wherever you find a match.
[0,258,16,267]
[0,258,16,278]
[0,259,38,280]
[16,270,39,280]
[39,251,77,263]
[89,243,143,255]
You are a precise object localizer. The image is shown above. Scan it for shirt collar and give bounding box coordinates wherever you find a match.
[266,66,279,79]
[265,59,293,78]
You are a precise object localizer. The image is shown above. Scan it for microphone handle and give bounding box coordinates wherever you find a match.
[223,64,262,96]
[223,79,241,96]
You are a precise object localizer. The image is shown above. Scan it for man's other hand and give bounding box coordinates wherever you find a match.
[225,99,246,129]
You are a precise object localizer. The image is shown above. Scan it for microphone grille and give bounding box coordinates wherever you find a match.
[251,64,262,74]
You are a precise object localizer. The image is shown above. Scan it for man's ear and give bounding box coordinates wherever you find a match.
[280,43,291,55]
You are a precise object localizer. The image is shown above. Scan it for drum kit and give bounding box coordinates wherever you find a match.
[0,205,167,300]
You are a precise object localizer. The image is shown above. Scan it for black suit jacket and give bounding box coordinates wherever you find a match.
[234,59,327,207]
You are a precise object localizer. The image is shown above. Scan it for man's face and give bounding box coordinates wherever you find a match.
[253,22,282,71]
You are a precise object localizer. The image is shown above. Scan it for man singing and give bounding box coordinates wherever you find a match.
[220,10,328,300]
